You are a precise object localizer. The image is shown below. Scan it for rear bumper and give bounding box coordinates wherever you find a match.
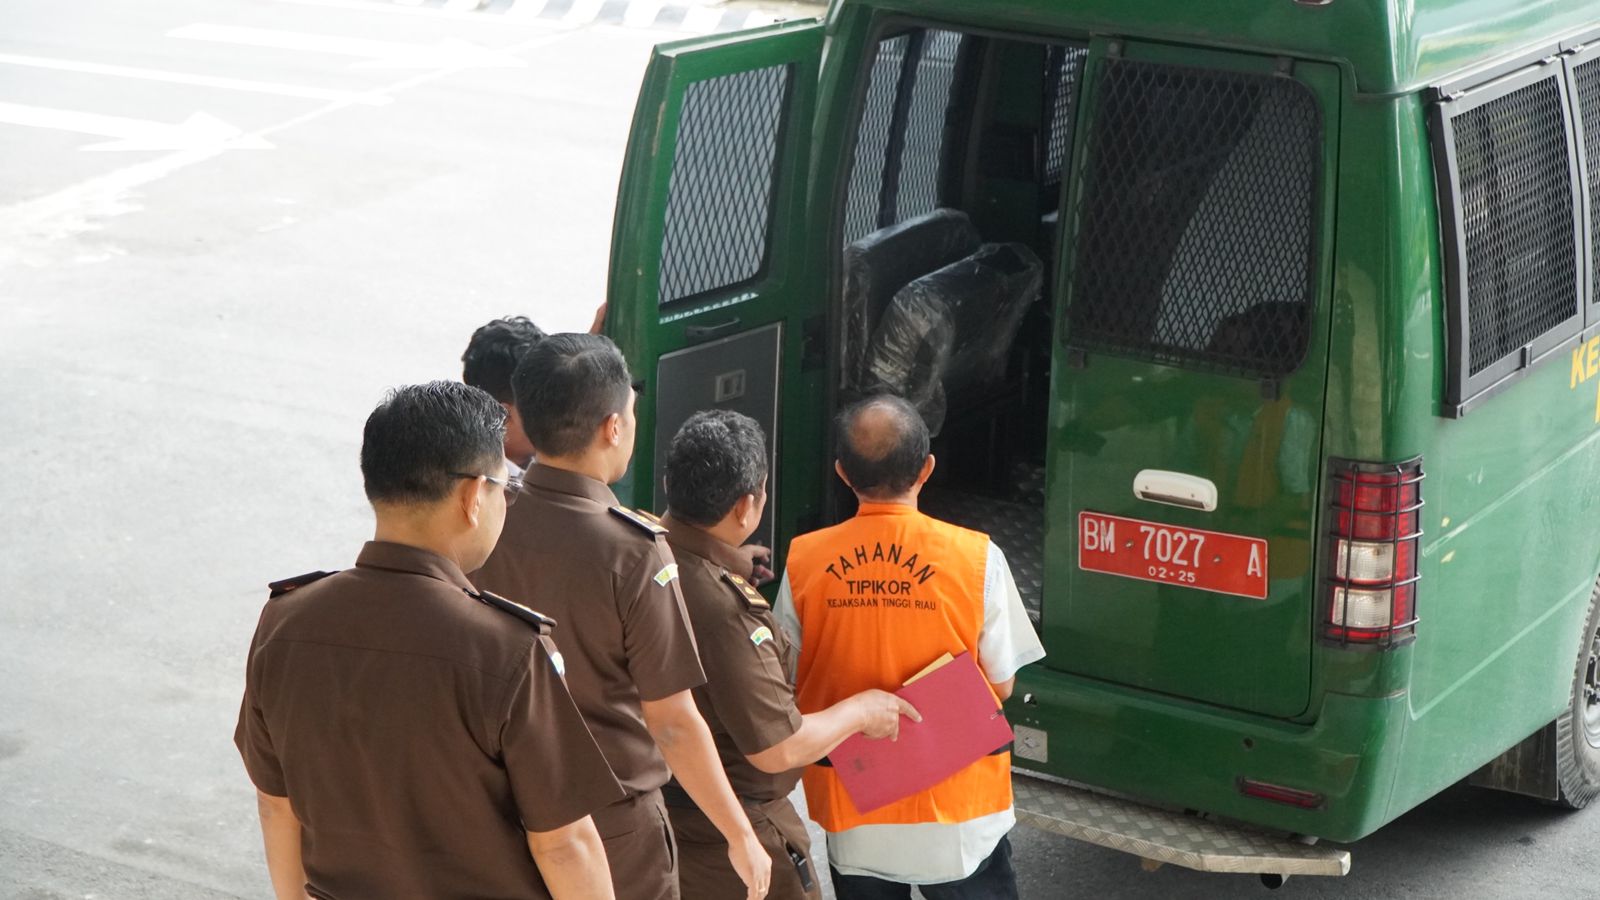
[1012,773,1352,877]
[1005,665,1409,843]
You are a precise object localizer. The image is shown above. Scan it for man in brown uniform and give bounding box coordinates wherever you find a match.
[473,334,772,900]
[659,410,920,900]
[234,381,623,900]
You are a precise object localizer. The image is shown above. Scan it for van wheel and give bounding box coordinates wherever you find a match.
[1554,583,1600,809]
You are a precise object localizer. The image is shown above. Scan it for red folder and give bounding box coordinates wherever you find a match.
[826,652,1014,814]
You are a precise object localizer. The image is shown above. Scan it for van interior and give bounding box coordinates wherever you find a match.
[830,26,1088,625]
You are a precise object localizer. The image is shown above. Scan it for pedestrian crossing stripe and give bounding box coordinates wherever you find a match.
[376,0,788,35]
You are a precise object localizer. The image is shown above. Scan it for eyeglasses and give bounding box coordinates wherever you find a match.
[452,472,523,506]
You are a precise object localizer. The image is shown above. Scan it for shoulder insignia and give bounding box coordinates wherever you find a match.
[469,589,556,634]
[268,570,336,599]
[721,568,770,610]
[609,505,668,536]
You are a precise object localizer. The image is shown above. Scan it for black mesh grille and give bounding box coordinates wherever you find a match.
[1451,75,1577,374]
[842,35,906,246]
[842,30,964,246]
[1572,60,1600,310]
[658,64,790,306]
[1066,60,1321,379]
[894,30,962,223]
[1042,45,1089,185]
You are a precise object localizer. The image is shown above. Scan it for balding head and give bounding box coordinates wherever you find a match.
[834,394,931,500]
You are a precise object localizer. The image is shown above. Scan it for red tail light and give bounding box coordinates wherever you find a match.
[1238,778,1326,810]
[1325,458,1423,647]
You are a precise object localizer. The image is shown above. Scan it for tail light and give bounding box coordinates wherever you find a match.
[1325,457,1423,647]
[1238,778,1325,810]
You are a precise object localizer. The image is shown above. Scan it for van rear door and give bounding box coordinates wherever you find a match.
[1048,41,1340,719]
[605,22,826,554]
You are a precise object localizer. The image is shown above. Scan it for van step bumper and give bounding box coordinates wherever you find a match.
[1013,770,1352,877]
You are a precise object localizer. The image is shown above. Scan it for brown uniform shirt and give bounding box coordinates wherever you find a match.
[472,463,706,796]
[234,541,623,900]
[662,515,803,803]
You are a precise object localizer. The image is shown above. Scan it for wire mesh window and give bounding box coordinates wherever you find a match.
[841,30,966,246]
[1449,74,1578,375]
[1570,58,1600,311]
[1042,45,1089,186]
[1065,60,1322,379]
[894,30,962,224]
[658,64,791,307]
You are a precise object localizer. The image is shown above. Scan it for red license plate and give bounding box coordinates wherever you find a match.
[1078,512,1269,600]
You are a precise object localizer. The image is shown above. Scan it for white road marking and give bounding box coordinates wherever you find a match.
[680,5,723,33]
[620,0,664,29]
[0,102,274,152]
[168,23,528,69]
[0,52,391,106]
[502,0,552,21]
[0,27,583,268]
[564,0,606,26]
[264,0,553,23]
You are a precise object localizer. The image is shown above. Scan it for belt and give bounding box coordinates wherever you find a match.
[810,741,1013,768]
[661,780,788,813]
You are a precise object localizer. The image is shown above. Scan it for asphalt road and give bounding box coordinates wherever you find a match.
[0,1,1595,898]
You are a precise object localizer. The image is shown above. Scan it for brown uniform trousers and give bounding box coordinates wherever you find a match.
[667,790,820,900]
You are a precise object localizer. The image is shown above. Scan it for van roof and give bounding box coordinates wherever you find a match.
[841,0,1600,95]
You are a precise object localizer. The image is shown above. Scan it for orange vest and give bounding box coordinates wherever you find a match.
[786,501,1011,832]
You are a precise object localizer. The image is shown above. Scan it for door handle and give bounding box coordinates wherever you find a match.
[685,317,742,343]
[1133,470,1218,512]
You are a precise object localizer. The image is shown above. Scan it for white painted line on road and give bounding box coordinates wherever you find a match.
[502,0,553,21]
[621,0,664,29]
[680,5,723,33]
[0,102,274,152]
[564,0,606,25]
[0,53,392,106]
[266,0,555,24]
[168,23,528,69]
[0,26,584,267]
[443,0,483,9]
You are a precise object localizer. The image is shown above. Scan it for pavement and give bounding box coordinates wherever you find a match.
[0,0,1596,898]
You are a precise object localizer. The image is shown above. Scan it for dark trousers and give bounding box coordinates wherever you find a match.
[830,835,1018,900]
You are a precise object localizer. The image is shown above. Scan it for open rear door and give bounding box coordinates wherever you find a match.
[606,21,827,560]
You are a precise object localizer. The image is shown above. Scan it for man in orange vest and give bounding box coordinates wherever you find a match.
[774,395,1045,899]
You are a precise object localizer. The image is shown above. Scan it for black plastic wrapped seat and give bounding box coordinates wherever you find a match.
[860,243,1044,433]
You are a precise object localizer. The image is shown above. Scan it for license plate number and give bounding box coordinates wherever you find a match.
[1078,512,1268,600]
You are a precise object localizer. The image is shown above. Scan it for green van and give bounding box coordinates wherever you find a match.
[604,0,1600,877]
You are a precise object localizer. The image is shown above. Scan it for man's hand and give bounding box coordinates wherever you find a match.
[855,689,922,741]
[727,831,772,899]
[737,544,774,586]
[642,691,769,897]
[588,302,608,335]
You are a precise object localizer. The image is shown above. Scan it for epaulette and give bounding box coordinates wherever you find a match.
[469,589,556,634]
[609,505,668,536]
[268,570,336,599]
[721,568,769,610]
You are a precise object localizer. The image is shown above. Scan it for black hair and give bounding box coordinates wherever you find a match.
[834,394,930,499]
[665,410,768,527]
[462,316,546,404]
[361,381,507,505]
[511,333,634,458]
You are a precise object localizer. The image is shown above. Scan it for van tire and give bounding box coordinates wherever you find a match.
[1554,581,1600,809]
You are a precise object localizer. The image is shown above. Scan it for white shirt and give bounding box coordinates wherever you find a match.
[774,539,1046,884]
